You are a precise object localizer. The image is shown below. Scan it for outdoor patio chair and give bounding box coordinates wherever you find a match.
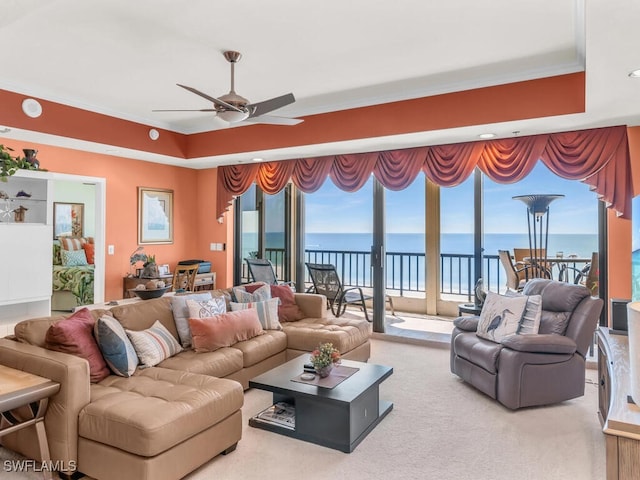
[561,251,599,295]
[498,250,543,291]
[305,262,372,322]
[245,258,294,289]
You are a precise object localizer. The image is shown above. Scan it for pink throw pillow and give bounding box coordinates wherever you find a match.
[45,308,110,383]
[246,283,304,322]
[188,309,264,353]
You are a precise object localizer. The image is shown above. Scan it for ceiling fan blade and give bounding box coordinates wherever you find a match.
[243,115,304,126]
[247,93,296,118]
[152,109,217,112]
[176,84,243,112]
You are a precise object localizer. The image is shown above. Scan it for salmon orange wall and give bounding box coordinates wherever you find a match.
[0,139,229,300]
[607,126,640,320]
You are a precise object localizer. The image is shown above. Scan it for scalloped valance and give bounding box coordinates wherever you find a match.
[217,125,632,220]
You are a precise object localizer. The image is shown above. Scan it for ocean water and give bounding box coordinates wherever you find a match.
[302,232,597,259]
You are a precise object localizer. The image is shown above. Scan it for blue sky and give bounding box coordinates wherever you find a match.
[304,162,600,235]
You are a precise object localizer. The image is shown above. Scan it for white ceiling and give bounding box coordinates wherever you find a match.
[1,0,640,167]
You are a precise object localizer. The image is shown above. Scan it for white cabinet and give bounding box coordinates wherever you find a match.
[0,170,53,326]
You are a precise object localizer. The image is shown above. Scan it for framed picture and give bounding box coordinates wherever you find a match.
[138,187,173,244]
[158,264,171,275]
[53,202,84,239]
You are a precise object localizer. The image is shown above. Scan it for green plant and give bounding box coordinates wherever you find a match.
[144,254,156,266]
[0,144,42,182]
[310,343,341,369]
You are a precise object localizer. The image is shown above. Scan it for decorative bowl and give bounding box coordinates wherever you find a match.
[129,285,171,300]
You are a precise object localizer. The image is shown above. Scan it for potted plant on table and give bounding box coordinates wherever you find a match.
[310,343,341,378]
[141,254,159,278]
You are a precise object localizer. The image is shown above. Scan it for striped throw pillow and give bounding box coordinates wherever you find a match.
[230,297,282,330]
[125,320,182,368]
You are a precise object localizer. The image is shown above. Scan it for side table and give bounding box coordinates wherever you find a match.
[458,303,482,316]
[0,364,60,480]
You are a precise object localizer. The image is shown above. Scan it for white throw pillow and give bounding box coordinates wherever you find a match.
[170,292,213,348]
[126,320,182,368]
[186,297,226,319]
[476,292,528,343]
[504,290,543,334]
[230,297,282,330]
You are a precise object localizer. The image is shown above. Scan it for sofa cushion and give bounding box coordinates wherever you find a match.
[230,298,282,330]
[158,347,244,377]
[45,308,110,383]
[126,320,183,368]
[453,332,504,374]
[170,292,214,348]
[230,330,288,367]
[94,314,139,377]
[476,292,528,343]
[539,311,571,335]
[80,368,243,457]
[189,309,264,353]
[110,296,179,341]
[282,317,371,354]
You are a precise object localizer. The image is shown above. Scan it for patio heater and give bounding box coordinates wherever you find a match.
[512,194,564,277]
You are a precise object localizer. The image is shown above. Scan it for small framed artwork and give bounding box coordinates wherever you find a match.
[158,264,171,275]
[138,187,173,244]
[53,202,84,239]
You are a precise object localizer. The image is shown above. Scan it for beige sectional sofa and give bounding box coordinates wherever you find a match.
[0,290,371,480]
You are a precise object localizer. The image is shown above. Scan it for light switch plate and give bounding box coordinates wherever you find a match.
[108,245,114,255]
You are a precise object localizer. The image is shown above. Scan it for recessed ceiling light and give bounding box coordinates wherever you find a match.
[22,98,42,118]
[478,133,496,139]
[149,128,160,140]
[629,69,640,78]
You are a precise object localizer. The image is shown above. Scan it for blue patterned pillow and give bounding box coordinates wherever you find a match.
[94,315,139,377]
[61,248,88,266]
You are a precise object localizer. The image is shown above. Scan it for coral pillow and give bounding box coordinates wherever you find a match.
[189,309,264,353]
[45,308,110,383]
[246,283,305,322]
[270,284,305,322]
[82,242,95,264]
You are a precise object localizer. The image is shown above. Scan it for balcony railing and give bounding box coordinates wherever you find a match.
[244,248,505,301]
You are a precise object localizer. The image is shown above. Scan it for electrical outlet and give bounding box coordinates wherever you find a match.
[107,245,115,255]
[210,243,216,251]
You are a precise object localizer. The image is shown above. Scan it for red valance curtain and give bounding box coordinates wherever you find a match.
[217,125,632,219]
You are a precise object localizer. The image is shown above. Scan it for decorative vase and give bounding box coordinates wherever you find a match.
[141,263,159,278]
[474,278,487,307]
[315,363,333,378]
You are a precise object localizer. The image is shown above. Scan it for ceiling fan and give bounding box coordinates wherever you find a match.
[154,51,303,126]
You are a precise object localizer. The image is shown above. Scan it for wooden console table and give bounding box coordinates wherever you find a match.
[122,272,216,298]
[0,364,60,480]
[596,327,640,480]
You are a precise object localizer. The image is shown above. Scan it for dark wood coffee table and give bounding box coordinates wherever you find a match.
[249,356,393,453]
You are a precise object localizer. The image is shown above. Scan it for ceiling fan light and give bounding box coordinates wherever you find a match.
[217,110,250,123]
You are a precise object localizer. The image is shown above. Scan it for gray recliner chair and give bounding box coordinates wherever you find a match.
[450,279,603,409]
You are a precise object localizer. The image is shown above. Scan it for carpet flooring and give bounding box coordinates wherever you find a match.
[1,338,605,480]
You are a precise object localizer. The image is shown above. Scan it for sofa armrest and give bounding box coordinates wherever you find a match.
[500,334,577,355]
[0,338,91,469]
[294,293,327,319]
[453,316,479,332]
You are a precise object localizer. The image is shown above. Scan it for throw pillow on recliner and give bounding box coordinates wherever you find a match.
[476,292,528,343]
